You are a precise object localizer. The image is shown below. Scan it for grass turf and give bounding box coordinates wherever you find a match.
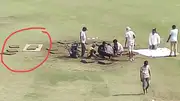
[0,0,180,101]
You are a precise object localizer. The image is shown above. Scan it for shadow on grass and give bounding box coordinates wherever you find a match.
[113,93,144,96]
[55,55,73,60]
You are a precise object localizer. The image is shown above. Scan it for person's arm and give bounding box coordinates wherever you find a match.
[80,32,82,41]
[133,33,136,39]
[157,34,160,45]
[125,38,128,47]
[167,31,172,42]
[148,67,151,79]
[149,34,152,46]
[133,32,136,46]
[140,68,143,82]
[167,35,171,42]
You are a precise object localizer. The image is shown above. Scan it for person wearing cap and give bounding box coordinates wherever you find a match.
[167,25,179,57]
[113,39,124,56]
[140,60,151,95]
[149,28,161,50]
[125,27,136,61]
[80,27,87,57]
[98,41,112,59]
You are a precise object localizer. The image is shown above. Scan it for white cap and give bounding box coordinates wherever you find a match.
[126,26,131,31]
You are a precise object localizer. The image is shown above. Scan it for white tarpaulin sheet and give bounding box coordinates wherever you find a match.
[133,48,179,57]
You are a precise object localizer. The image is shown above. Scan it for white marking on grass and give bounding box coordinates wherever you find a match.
[23,44,43,52]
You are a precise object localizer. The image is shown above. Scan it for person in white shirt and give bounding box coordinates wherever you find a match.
[149,28,160,50]
[167,25,178,57]
[80,27,87,57]
[113,39,124,56]
[125,27,136,61]
[105,43,114,56]
[140,60,151,95]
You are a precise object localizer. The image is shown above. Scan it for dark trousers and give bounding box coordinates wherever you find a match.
[149,45,157,50]
[70,51,78,58]
[81,43,86,57]
[113,46,118,55]
[98,51,112,59]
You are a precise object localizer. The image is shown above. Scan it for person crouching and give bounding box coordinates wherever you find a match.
[113,39,124,56]
[98,41,112,59]
[69,42,79,58]
[87,44,97,59]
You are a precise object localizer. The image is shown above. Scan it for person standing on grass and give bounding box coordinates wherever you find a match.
[149,28,161,50]
[167,25,178,57]
[125,26,136,61]
[80,27,87,57]
[140,60,151,95]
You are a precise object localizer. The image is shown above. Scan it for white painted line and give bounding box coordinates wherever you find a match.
[23,44,43,52]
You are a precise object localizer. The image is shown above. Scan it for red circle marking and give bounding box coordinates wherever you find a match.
[0,27,52,73]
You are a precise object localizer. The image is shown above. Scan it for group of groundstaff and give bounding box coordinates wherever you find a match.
[68,25,178,94]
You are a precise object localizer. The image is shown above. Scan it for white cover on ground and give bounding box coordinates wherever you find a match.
[133,48,179,57]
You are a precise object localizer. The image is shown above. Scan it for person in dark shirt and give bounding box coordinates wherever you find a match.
[69,42,79,58]
[98,41,112,59]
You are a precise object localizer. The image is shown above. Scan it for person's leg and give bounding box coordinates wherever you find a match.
[91,50,97,58]
[152,45,157,50]
[151,45,155,50]
[118,51,123,56]
[149,45,152,49]
[145,78,150,93]
[128,45,131,60]
[174,42,177,56]
[71,51,78,58]
[81,43,86,57]
[154,44,157,50]
[142,79,146,94]
[170,42,173,56]
[102,52,112,59]
[99,51,105,58]
[87,50,93,58]
[130,44,134,61]
[113,46,117,55]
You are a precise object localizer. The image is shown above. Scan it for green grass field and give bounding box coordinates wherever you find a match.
[0,0,180,101]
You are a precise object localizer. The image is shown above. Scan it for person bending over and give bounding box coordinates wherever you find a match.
[98,41,112,59]
[87,44,97,58]
[69,42,79,58]
[113,39,124,56]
